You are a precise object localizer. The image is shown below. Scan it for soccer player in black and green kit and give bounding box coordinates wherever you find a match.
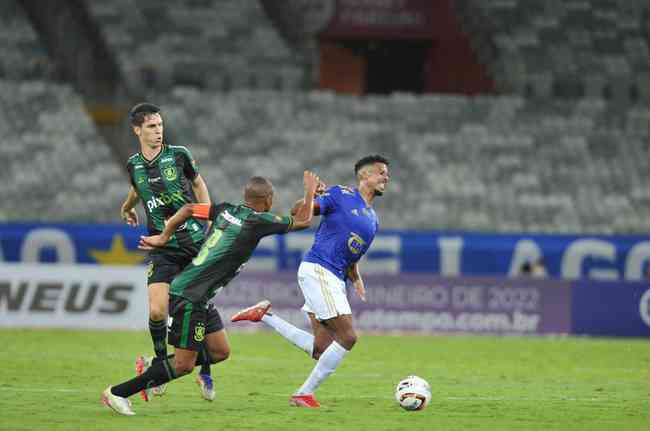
[102,171,320,416]
[119,103,215,401]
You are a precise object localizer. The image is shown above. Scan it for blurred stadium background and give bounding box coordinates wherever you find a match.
[0,1,649,427]
[0,0,650,430]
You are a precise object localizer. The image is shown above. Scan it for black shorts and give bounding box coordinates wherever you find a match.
[146,246,200,285]
[168,295,224,351]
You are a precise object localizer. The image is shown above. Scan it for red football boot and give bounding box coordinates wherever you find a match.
[231,300,272,322]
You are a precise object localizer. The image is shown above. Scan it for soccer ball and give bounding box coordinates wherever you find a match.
[394,375,431,411]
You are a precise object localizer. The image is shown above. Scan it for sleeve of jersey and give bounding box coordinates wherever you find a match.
[315,186,337,215]
[254,213,294,237]
[180,147,199,180]
[126,163,136,187]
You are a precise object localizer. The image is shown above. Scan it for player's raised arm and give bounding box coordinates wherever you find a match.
[120,186,140,226]
[138,203,212,249]
[291,171,320,231]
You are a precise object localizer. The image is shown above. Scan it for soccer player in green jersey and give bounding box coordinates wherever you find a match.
[119,103,215,400]
[102,171,321,416]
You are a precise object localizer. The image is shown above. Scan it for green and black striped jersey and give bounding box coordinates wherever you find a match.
[126,144,205,251]
[170,202,293,303]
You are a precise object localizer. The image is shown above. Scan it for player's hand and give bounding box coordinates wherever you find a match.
[353,279,366,302]
[121,208,138,227]
[138,234,166,250]
[303,170,320,195]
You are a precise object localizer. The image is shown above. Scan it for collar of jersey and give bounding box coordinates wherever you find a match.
[353,187,371,208]
[140,144,166,165]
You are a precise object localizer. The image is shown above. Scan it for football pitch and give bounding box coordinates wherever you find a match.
[1,329,648,431]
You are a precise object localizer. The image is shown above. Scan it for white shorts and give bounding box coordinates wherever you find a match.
[298,261,351,321]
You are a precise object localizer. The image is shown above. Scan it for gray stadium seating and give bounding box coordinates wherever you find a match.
[455,0,650,101]
[0,80,126,222]
[2,82,649,233]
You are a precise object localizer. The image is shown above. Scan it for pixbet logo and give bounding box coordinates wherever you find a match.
[639,289,650,328]
[146,191,183,211]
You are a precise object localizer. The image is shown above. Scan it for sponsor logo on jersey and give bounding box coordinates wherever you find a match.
[148,176,161,183]
[347,232,366,255]
[134,164,144,169]
[351,209,359,216]
[223,210,242,226]
[161,157,173,163]
[163,166,177,181]
[146,191,184,211]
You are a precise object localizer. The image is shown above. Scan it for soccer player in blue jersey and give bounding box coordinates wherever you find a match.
[231,155,390,408]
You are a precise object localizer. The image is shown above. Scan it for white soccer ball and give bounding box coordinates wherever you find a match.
[394,375,431,411]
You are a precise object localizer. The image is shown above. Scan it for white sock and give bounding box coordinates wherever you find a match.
[296,341,349,395]
[261,313,314,356]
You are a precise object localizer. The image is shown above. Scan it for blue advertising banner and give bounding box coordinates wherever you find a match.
[571,281,650,337]
[1,223,650,281]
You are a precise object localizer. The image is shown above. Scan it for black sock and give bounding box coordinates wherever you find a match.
[112,357,176,398]
[149,319,167,359]
[198,344,211,375]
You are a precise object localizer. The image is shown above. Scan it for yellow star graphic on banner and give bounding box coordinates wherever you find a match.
[89,234,145,265]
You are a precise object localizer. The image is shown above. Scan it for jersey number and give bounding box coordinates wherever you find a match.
[192,229,223,266]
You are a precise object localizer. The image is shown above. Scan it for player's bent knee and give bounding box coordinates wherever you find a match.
[209,347,230,363]
[149,305,167,321]
[339,332,357,350]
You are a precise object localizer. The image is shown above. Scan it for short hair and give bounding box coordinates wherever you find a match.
[128,102,161,126]
[244,176,274,201]
[354,154,389,176]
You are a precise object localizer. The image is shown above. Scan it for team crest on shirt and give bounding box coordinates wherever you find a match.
[163,166,177,181]
[347,232,366,254]
[194,322,205,342]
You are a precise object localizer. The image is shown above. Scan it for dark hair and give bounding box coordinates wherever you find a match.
[244,176,274,201]
[354,154,389,175]
[128,102,161,126]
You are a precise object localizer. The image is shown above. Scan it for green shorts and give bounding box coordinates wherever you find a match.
[168,295,224,351]
[146,246,200,285]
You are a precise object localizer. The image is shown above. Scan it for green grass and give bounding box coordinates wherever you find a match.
[1,329,649,431]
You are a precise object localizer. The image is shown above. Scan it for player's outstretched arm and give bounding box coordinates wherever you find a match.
[138,204,210,249]
[120,186,140,226]
[291,171,320,231]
